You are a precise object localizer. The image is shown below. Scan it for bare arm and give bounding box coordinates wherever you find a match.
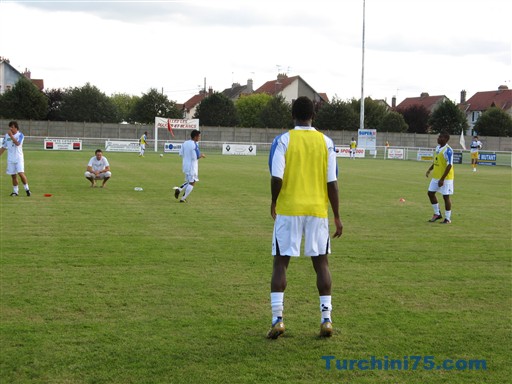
[425,164,434,177]
[327,181,343,238]
[270,176,282,220]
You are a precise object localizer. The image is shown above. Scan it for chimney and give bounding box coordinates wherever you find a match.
[208,86,213,95]
[22,68,31,79]
[277,73,287,81]
[247,78,253,93]
[498,85,509,91]
[391,96,396,108]
[460,90,466,104]
[420,92,429,98]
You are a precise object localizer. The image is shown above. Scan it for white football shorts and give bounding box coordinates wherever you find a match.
[272,215,330,257]
[184,172,199,183]
[6,161,24,175]
[428,178,454,195]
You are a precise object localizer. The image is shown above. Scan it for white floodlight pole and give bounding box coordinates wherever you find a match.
[359,0,366,131]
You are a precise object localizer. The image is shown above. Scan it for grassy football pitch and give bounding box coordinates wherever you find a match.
[1,150,510,384]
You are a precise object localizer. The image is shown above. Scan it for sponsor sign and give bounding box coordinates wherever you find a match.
[335,147,365,158]
[453,152,463,164]
[222,143,256,156]
[44,138,82,151]
[417,149,434,161]
[155,118,199,131]
[105,140,139,152]
[387,148,404,159]
[164,142,183,153]
[478,152,496,166]
[358,129,377,155]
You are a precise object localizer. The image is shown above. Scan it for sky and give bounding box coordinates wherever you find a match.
[0,0,510,105]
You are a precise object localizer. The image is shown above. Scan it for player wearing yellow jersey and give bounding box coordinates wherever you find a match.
[426,132,454,224]
[139,131,148,157]
[470,135,482,172]
[267,97,343,339]
[349,137,357,159]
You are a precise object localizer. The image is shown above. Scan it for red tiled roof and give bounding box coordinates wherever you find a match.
[254,76,299,95]
[31,79,44,91]
[318,93,329,103]
[464,88,512,112]
[396,94,447,112]
[183,93,207,109]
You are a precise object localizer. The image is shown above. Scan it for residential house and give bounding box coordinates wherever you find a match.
[395,92,448,113]
[254,73,328,105]
[221,79,254,101]
[459,85,512,134]
[182,87,214,119]
[0,58,44,94]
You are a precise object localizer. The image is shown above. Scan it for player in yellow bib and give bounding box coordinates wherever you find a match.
[267,97,343,339]
[349,137,357,159]
[470,135,482,172]
[425,132,454,224]
[139,131,148,157]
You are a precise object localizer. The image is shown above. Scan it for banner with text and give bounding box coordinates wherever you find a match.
[44,138,82,151]
[478,152,497,166]
[387,148,405,159]
[164,142,183,153]
[417,149,434,161]
[335,147,365,158]
[358,129,377,154]
[155,118,199,132]
[222,143,257,156]
[105,140,139,152]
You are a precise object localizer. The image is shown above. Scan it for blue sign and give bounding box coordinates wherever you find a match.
[453,152,463,164]
[478,153,496,166]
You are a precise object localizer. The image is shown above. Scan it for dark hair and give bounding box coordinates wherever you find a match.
[191,129,201,139]
[8,121,19,129]
[95,149,103,154]
[292,97,314,121]
[439,131,450,141]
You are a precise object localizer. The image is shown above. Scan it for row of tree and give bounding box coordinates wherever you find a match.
[1,77,511,136]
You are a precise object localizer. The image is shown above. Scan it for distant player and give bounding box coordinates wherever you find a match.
[173,129,206,203]
[139,131,148,157]
[349,137,357,159]
[470,135,482,172]
[426,132,454,224]
[0,121,31,196]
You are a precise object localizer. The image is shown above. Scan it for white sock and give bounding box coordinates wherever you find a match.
[445,210,451,221]
[182,184,194,199]
[13,186,19,194]
[271,292,284,323]
[320,295,332,322]
[24,184,29,191]
[432,203,440,215]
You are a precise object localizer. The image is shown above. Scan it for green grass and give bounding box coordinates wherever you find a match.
[1,150,510,384]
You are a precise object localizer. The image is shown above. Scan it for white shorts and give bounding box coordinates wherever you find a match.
[6,161,24,175]
[272,215,330,257]
[85,171,112,179]
[184,172,199,183]
[428,178,454,195]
